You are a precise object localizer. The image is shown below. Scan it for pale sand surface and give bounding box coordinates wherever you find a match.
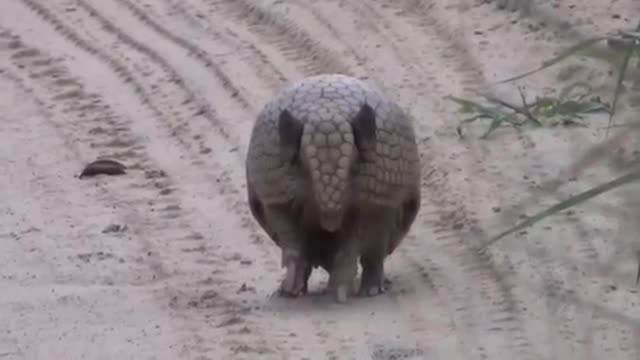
[1,0,640,359]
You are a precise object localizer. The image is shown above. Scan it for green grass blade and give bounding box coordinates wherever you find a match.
[481,168,640,250]
[495,36,609,84]
[480,116,505,139]
[554,100,610,115]
[605,45,637,135]
[446,95,493,114]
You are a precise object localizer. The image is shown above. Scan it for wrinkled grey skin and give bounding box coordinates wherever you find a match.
[245,74,421,303]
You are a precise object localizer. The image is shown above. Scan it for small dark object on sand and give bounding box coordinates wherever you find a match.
[79,159,126,178]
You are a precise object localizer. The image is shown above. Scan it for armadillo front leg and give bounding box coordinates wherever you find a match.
[264,204,309,297]
[300,263,313,294]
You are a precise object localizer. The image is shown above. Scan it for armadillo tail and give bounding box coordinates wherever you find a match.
[312,165,350,232]
[307,102,377,232]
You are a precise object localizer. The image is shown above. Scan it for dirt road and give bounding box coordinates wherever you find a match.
[1,0,640,359]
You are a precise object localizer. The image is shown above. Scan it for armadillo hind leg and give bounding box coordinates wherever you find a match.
[358,211,396,296]
[278,238,312,297]
[264,204,309,297]
[279,256,311,297]
[359,239,389,297]
[327,240,359,303]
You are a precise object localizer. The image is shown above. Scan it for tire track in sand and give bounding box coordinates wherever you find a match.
[110,0,254,111]
[151,0,290,91]
[0,65,190,360]
[51,0,337,356]
[32,0,368,356]
[72,0,242,143]
[371,0,490,94]
[205,0,358,77]
[0,31,171,289]
[0,29,272,358]
[163,0,304,85]
[17,0,231,152]
[7,1,313,357]
[0,58,171,289]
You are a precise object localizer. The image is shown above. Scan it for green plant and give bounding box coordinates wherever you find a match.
[495,22,640,133]
[448,84,609,139]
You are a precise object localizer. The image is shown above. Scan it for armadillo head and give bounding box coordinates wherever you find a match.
[278,103,377,232]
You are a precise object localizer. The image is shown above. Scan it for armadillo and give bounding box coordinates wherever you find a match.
[245,74,421,303]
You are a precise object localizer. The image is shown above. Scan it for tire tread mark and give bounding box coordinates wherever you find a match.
[75,0,235,141]
[210,0,352,76]
[274,1,372,75]
[14,0,248,239]
[380,0,490,93]
[2,12,295,358]
[16,3,325,356]
[162,0,289,90]
[0,29,179,286]
[0,66,175,290]
[0,47,274,359]
[18,0,228,154]
[112,0,254,110]
[23,0,275,273]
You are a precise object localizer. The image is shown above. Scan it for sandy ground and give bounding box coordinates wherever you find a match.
[2,0,640,359]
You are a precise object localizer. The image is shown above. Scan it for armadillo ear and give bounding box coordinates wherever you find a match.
[278,108,304,164]
[352,102,377,151]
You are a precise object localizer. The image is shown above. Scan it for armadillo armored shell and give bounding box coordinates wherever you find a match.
[79,159,127,178]
[245,73,422,253]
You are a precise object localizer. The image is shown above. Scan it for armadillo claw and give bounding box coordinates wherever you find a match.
[359,284,386,297]
[328,276,357,303]
[359,263,387,297]
[358,278,387,297]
